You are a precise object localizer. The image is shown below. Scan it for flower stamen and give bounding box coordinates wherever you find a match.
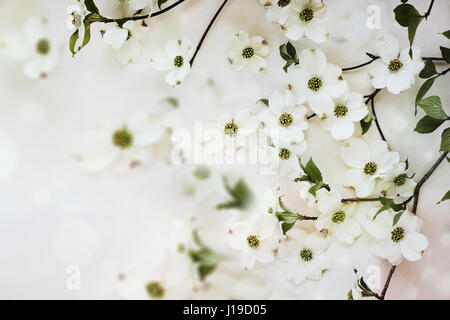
[146,281,165,299]
[388,59,403,72]
[112,128,133,149]
[363,162,377,175]
[391,227,405,242]
[173,55,184,68]
[334,105,348,118]
[279,113,293,127]
[300,248,313,261]
[332,210,346,223]
[242,47,254,59]
[224,122,238,137]
[279,148,290,160]
[299,8,314,22]
[247,235,260,248]
[36,38,50,55]
[307,77,323,91]
[393,173,407,186]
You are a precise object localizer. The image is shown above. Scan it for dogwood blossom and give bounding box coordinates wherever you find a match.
[259,141,305,176]
[279,229,332,284]
[259,90,308,144]
[321,92,368,140]
[280,0,329,43]
[341,138,400,197]
[367,34,424,94]
[150,38,194,86]
[315,190,362,244]
[227,31,270,72]
[372,211,428,265]
[265,0,292,24]
[1,16,58,79]
[226,212,281,269]
[287,49,348,117]
[103,20,150,64]
[378,162,416,198]
[66,1,88,53]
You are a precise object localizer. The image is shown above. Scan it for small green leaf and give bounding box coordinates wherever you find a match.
[158,0,169,9]
[443,30,450,39]
[415,75,440,113]
[373,197,404,220]
[417,96,447,120]
[360,112,375,135]
[440,128,450,151]
[85,0,100,14]
[258,98,269,106]
[414,116,445,133]
[69,30,79,56]
[189,231,221,280]
[393,212,403,226]
[440,46,450,64]
[407,17,423,57]
[279,42,298,73]
[437,190,450,204]
[165,97,179,108]
[217,177,253,210]
[419,60,437,79]
[304,158,323,183]
[276,211,300,234]
[394,4,421,27]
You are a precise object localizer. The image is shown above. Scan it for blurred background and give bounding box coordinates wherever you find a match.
[0,0,449,299]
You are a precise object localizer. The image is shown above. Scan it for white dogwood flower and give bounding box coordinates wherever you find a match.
[280,0,329,43]
[372,211,428,265]
[341,138,400,197]
[66,1,88,49]
[265,0,292,24]
[150,38,194,86]
[259,140,305,176]
[227,31,270,72]
[315,190,362,244]
[279,229,332,284]
[103,20,150,64]
[259,90,308,144]
[368,34,424,94]
[378,162,416,198]
[322,92,368,140]
[356,205,393,240]
[1,16,58,79]
[227,212,281,269]
[259,186,281,214]
[287,49,348,117]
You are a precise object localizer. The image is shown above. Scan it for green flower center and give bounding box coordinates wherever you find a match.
[363,162,377,175]
[242,47,254,59]
[278,148,290,160]
[307,77,323,91]
[247,235,260,248]
[299,248,313,262]
[332,210,346,223]
[388,59,403,72]
[391,227,405,243]
[334,105,348,118]
[393,173,407,186]
[36,38,50,55]
[193,166,211,180]
[279,112,293,127]
[146,281,165,299]
[224,122,238,137]
[347,289,354,300]
[177,243,185,252]
[112,128,133,149]
[174,55,184,68]
[299,8,314,22]
[277,0,291,7]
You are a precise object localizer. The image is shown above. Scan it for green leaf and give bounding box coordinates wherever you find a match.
[373,197,404,220]
[441,128,450,151]
[85,0,100,14]
[69,30,79,57]
[407,17,423,57]
[217,177,253,210]
[414,116,445,133]
[258,98,269,106]
[443,30,450,39]
[304,158,322,183]
[417,96,447,120]
[394,4,421,27]
[393,211,403,226]
[440,46,450,64]
[279,42,298,73]
[165,97,179,108]
[437,190,450,204]
[158,0,169,9]
[189,231,221,280]
[360,112,375,135]
[276,211,300,234]
[419,60,437,79]
[308,182,324,197]
[415,75,440,113]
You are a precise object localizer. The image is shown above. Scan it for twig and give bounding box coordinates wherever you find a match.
[364,89,385,141]
[379,265,397,300]
[306,113,316,120]
[341,198,379,203]
[424,0,435,19]
[342,53,379,72]
[189,0,229,66]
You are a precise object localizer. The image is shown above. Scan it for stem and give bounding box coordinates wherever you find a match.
[441,67,450,75]
[423,57,445,61]
[190,0,229,66]
[379,265,397,300]
[341,198,379,203]
[342,54,380,72]
[364,89,386,142]
[306,113,316,120]
[424,0,435,19]
[299,215,317,221]
[103,0,186,24]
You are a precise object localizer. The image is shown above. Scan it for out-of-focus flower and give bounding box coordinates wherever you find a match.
[280,0,329,43]
[286,49,348,117]
[226,212,281,269]
[150,38,194,86]
[315,190,362,244]
[368,34,424,94]
[378,162,416,198]
[103,20,150,64]
[227,31,270,72]
[340,138,400,197]
[321,92,368,141]
[372,211,428,265]
[1,17,58,79]
[259,141,305,177]
[279,229,332,284]
[259,90,308,144]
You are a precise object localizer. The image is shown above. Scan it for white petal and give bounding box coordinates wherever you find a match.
[103,27,128,50]
[165,65,190,86]
[334,220,362,244]
[305,18,329,43]
[344,169,375,197]
[374,34,399,62]
[249,55,267,72]
[150,54,172,71]
[372,240,403,265]
[330,118,354,140]
[400,232,428,261]
[128,111,165,146]
[115,38,141,64]
[299,48,327,75]
[368,60,391,89]
[250,35,270,57]
[308,91,334,117]
[341,138,370,168]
